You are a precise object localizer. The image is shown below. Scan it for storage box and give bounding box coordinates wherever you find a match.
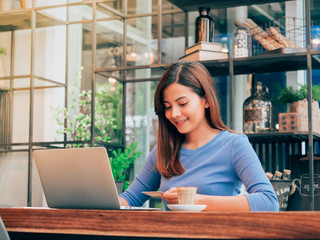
[278,99,320,134]
[279,113,298,132]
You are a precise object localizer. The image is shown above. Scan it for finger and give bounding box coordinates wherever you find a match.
[166,198,179,204]
[167,187,177,193]
[162,191,177,200]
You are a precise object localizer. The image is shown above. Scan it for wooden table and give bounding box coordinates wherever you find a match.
[1,207,320,239]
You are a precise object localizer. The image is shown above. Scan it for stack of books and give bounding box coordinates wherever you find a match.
[179,41,228,61]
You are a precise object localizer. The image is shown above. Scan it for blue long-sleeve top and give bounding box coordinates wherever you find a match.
[120,130,279,211]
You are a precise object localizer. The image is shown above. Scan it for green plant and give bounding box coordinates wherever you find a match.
[277,84,320,105]
[109,142,142,182]
[52,66,142,189]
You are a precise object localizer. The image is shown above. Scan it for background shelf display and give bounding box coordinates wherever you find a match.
[168,0,318,210]
[0,9,66,31]
[0,0,319,210]
[246,132,320,143]
[167,0,296,11]
[202,51,320,76]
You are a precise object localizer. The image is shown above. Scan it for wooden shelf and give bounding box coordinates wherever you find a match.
[0,9,66,31]
[167,0,295,11]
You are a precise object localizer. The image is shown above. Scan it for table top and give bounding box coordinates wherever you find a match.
[1,207,320,239]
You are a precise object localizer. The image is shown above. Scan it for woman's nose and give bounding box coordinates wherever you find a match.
[172,106,181,117]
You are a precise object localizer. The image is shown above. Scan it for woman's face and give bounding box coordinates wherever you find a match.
[163,82,208,135]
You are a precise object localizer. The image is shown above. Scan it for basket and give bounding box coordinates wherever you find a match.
[270,179,292,211]
[235,16,317,56]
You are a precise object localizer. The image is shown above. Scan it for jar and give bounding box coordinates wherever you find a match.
[243,80,273,133]
[195,7,213,43]
[232,26,251,58]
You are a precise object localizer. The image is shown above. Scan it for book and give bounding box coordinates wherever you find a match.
[185,41,223,55]
[179,49,228,61]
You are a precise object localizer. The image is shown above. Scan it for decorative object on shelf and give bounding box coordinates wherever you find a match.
[266,169,293,211]
[232,21,251,58]
[277,84,320,134]
[179,49,228,61]
[289,174,320,211]
[278,112,298,132]
[195,7,213,43]
[235,17,304,55]
[270,179,292,211]
[243,80,273,133]
[180,41,227,61]
[185,41,222,55]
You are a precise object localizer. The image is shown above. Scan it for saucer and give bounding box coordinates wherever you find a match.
[167,204,207,212]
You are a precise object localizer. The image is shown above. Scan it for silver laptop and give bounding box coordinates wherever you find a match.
[33,147,158,210]
[0,217,11,240]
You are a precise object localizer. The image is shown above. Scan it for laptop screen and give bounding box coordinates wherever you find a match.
[0,217,11,240]
[33,147,121,210]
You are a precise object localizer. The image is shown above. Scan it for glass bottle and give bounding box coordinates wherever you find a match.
[243,80,273,133]
[195,7,213,43]
[232,26,251,58]
[265,172,273,180]
[273,171,282,180]
[283,169,291,180]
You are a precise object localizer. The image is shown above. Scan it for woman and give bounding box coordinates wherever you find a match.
[119,61,278,211]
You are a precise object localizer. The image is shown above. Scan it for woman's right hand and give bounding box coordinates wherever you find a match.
[161,187,179,204]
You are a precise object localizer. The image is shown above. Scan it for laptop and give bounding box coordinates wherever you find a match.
[33,147,159,210]
[0,217,11,240]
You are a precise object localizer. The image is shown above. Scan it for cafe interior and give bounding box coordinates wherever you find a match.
[1,0,320,239]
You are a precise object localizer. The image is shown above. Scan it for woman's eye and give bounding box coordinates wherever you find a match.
[164,106,171,110]
[180,102,188,106]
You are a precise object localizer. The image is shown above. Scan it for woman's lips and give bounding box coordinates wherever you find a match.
[175,118,188,126]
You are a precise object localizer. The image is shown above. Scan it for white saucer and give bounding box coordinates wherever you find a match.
[167,204,207,212]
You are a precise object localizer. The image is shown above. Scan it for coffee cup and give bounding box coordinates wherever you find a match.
[176,187,197,205]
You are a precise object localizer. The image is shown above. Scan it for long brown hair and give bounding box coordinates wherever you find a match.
[154,61,230,178]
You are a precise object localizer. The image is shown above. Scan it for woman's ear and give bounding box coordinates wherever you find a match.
[204,98,209,108]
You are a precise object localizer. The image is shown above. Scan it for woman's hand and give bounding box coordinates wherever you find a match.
[161,187,179,204]
[162,187,205,205]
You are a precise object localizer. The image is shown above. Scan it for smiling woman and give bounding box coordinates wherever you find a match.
[119,61,279,212]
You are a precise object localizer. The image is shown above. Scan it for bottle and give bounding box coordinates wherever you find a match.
[243,79,273,133]
[195,7,213,43]
[232,25,251,58]
[283,169,291,180]
[273,171,282,180]
[265,172,273,180]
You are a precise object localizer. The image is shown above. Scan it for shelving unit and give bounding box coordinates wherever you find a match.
[167,0,318,210]
[0,0,318,210]
[201,51,320,76]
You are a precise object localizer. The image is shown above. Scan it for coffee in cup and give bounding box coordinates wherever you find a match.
[176,187,197,205]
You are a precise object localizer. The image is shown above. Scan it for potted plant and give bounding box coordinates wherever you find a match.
[52,66,142,192]
[109,142,142,192]
[277,84,320,133]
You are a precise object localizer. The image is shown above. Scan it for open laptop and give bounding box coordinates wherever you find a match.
[33,147,159,210]
[0,217,11,240]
